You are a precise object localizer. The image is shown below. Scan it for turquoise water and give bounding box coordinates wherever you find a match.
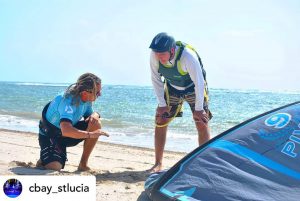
[0,81,299,152]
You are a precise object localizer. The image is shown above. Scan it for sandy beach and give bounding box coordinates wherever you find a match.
[0,129,185,201]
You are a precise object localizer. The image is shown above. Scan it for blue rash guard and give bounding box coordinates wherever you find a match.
[45,94,94,129]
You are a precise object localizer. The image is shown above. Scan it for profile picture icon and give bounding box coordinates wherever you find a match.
[3,178,22,198]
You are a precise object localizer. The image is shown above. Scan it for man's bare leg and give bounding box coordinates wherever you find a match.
[149,126,168,173]
[195,121,210,146]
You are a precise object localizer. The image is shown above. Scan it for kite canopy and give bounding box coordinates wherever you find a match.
[146,101,300,201]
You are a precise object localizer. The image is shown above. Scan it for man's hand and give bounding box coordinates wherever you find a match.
[156,106,170,117]
[155,106,170,125]
[193,110,209,124]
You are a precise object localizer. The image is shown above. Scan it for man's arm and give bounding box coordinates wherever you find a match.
[182,48,205,111]
[150,52,167,107]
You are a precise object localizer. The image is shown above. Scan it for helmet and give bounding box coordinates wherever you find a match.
[149,32,175,52]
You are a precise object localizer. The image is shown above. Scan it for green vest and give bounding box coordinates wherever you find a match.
[158,41,209,101]
[158,42,193,87]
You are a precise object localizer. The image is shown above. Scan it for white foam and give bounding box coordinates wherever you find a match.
[13,82,69,87]
[0,114,217,152]
[167,131,197,140]
[0,114,38,133]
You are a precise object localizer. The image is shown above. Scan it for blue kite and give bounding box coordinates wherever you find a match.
[145,102,300,201]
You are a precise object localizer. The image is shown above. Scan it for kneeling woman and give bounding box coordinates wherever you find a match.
[37,73,109,171]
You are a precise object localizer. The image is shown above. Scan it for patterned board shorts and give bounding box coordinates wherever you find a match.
[164,83,212,120]
[38,121,88,168]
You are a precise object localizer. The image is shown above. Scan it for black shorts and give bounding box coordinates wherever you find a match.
[38,120,88,169]
[165,83,212,120]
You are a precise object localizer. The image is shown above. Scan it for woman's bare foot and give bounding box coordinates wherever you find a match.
[78,163,91,171]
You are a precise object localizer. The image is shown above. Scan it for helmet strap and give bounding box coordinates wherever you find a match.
[169,47,175,63]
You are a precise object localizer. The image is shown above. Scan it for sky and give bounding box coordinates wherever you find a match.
[0,0,300,91]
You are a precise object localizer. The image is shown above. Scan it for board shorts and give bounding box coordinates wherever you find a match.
[38,120,88,168]
[163,83,213,120]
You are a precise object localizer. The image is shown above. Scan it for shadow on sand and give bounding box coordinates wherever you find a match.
[137,191,152,201]
[94,170,149,183]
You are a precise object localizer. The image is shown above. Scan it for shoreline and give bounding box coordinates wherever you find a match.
[0,128,187,155]
[0,129,186,200]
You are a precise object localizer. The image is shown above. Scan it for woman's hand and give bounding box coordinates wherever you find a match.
[85,112,100,125]
[89,129,109,138]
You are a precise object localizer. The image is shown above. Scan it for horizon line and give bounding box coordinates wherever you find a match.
[0,80,299,93]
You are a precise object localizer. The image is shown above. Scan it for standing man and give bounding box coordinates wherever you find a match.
[149,32,212,172]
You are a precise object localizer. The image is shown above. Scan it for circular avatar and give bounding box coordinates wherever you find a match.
[3,178,22,198]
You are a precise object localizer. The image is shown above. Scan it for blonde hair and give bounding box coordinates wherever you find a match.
[64,73,101,105]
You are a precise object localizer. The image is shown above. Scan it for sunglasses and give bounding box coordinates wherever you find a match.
[96,91,101,97]
[85,89,101,97]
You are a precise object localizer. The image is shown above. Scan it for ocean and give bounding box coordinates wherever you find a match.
[0,81,299,152]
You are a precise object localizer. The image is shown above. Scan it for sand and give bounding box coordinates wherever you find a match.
[0,129,185,201]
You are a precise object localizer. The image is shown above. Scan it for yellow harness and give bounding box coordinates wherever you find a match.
[155,82,183,128]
